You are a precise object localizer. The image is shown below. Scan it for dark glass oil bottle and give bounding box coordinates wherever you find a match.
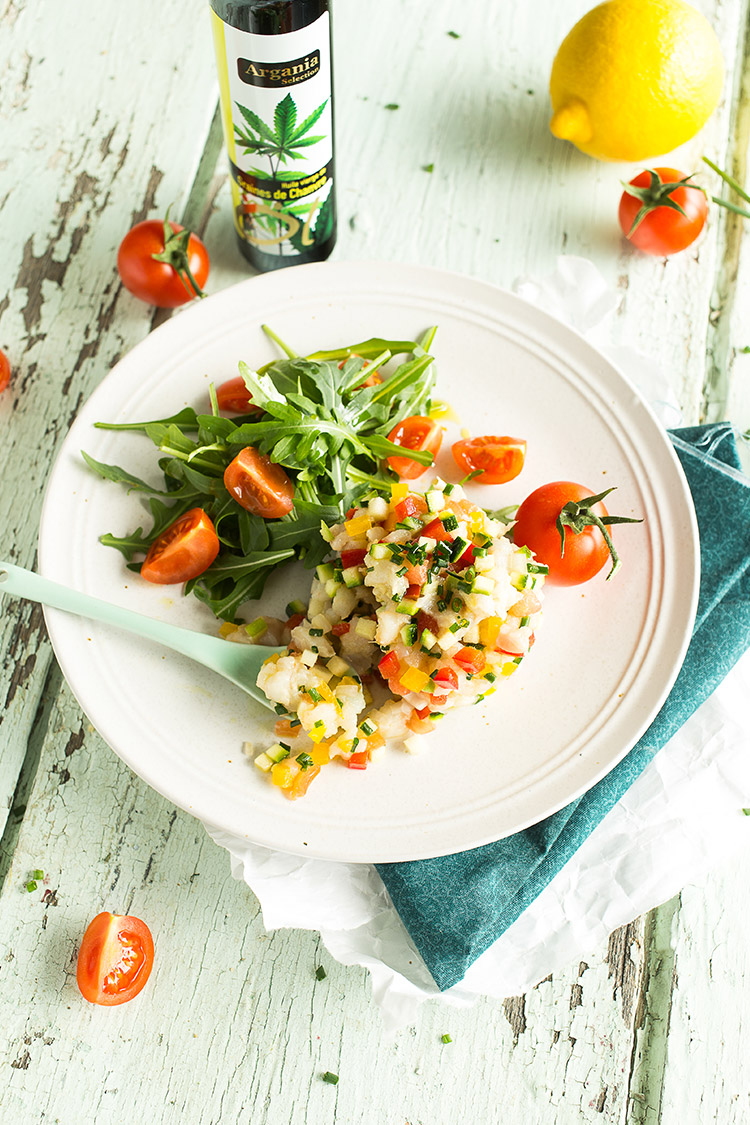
[209,0,337,271]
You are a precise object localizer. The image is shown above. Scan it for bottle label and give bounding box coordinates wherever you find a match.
[211,10,334,260]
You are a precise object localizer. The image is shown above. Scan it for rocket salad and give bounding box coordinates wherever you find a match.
[83,326,439,620]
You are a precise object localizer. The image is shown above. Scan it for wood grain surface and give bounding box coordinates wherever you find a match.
[1,1,749,1122]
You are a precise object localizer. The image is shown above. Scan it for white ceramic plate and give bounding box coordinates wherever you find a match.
[39,261,699,862]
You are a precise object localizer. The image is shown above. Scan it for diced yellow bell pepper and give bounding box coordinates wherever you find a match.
[478,616,503,648]
[500,662,517,677]
[271,760,299,789]
[345,514,372,537]
[308,722,329,744]
[219,621,236,638]
[310,743,331,766]
[390,481,409,506]
[400,665,431,693]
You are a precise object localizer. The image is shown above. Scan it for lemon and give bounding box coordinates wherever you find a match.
[549,0,724,161]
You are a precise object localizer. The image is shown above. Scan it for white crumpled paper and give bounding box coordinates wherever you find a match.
[206,257,750,1031]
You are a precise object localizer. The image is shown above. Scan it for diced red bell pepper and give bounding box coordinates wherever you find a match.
[454,646,486,674]
[347,750,369,770]
[422,518,453,542]
[340,548,367,569]
[285,612,305,629]
[378,651,401,679]
[433,666,459,690]
[345,506,357,519]
[406,583,422,599]
[394,494,428,521]
[331,621,350,636]
[430,694,448,707]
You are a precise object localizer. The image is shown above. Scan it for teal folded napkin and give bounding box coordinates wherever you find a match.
[376,423,750,992]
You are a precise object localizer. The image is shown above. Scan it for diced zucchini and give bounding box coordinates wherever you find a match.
[401,623,418,646]
[266,743,292,763]
[395,598,419,616]
[317,562,336,582]
[359,718,377,737]
[326,655,350,676]
[471,575,495,595]
[511,573,530,590]
[285,599,307,616]
[342,565,364,588]
[450,536,470,562]
[420,628,438,649]
[426,489,444,512]
[325,579,341,599]
[254,752,273,772]
[369,542,391,561]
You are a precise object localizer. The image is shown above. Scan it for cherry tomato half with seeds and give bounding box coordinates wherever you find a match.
[117,217,209,307]
[386,415,443,479]
[0,349,10,394]
[224,446,294,519]
[451,435,526,484]
[618,168,708,257]
[76,912,154,1006]
[215,376,262,415]
[512,481,637,586]
[141,508,220,585]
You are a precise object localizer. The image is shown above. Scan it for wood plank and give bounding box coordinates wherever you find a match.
[0,0,218,835]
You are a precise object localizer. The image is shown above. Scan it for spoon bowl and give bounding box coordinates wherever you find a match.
[0,561,283,710]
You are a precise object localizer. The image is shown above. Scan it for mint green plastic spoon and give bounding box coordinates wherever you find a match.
[0,560,283,710]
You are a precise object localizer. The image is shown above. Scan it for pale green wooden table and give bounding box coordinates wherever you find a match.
[2,2,750,1121]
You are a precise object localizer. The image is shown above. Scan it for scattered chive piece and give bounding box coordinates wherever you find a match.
[297,752,314,771]
[274,703,287,715]
[447,29,460,37]
[315,966,327,980]
[743,808,750,816]
[385,103,399,111]
[441,1033,452,1043]
[25,881,37,893]
[422,163,435,173]
[322,1072,339,1085]
[32,869,44,881]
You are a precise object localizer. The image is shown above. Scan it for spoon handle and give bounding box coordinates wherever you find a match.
[0,560,209,659]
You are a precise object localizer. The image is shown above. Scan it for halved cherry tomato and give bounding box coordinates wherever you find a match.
[117,217,209,308]
[76,912,154,1006]
[0,349,10,394]
[141,507,219,585]
[224,446,294,519]
[394,494,428,521]
[215,376,262,414]
[386,416,443,479]
[453,647,486,674]
[451,435,526,484]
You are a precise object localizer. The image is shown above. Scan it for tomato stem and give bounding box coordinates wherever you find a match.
[151,210,206,300]
[555,487,642,581]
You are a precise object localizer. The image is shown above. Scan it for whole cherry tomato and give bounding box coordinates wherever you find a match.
[224,446,294,518]
[76,912,154,1006]
[141,508,220,584]
[451,435,526,484]
[618,168,708,257]
[386,415,443,479]
[117,214,209,307]
[0,349,10,394]
[513,482,640,585]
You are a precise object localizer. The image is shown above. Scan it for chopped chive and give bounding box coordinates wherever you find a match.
[322,1072,339,1085]
[274,703,287,715]
[32,869,44,881]
[315,966,327,980]
[308,687,322,703]
[290,718,301,727]
[520,616,530,627]
[297,752,314,771]
[309,628,324,636]
[441,1033,452,1043]
[25,880,37,893]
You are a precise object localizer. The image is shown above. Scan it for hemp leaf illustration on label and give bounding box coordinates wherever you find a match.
[234,92,327,176]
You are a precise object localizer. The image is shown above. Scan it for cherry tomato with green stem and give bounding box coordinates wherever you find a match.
[618,168,708,256]
[117,212,209,307]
